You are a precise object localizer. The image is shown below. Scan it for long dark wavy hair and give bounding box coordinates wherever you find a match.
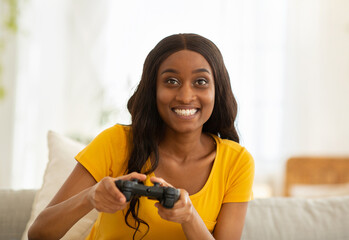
[124,33,239,239]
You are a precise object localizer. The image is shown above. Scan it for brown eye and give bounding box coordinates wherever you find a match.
[195,78,208,86]
[166,78,180,85]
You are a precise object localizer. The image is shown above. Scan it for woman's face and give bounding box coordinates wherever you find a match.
[156,50,215,134]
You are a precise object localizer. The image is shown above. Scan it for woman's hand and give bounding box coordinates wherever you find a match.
[88,172,147,213]
[151,177,194,224]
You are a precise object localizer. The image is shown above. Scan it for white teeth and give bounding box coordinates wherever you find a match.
[174,109,198,116]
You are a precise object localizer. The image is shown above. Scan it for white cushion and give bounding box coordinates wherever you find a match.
[242,196,349,240]
[22,131,98,240]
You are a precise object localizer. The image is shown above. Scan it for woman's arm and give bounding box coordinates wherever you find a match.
[28,163,146,240]
[28,163,97,239]
[213,202,248,240]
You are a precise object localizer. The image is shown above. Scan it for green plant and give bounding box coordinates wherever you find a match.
[0,0,19,101]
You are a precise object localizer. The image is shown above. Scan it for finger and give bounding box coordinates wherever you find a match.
[103,177,126,202]
[119,172,147,182]
[155,189,193,223]
[155,202,172,220]
[175,189,188,206]
[150,176,174,187]
[160,188,186,211]
[96,187,127,213]
[155,203,182,222]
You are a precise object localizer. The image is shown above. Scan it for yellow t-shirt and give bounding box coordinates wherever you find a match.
[75,124,254,240]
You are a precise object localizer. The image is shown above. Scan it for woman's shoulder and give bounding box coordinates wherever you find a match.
[101,123,131,134]
[211,134,244,152]
[211,134,253,163]
[89,124,132,148]
[96,124,131,138]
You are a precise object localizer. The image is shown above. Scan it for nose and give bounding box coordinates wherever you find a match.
[175,83,195,103]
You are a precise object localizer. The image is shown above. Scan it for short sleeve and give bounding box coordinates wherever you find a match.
[75,125,130,182]
[223,149,255,203]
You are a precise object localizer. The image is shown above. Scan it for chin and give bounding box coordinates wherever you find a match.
[168,123,203,135]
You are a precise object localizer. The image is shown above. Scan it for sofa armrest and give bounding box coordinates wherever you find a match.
[0,189,37,240]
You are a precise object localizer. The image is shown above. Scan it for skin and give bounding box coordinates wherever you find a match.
[28,50,248,240]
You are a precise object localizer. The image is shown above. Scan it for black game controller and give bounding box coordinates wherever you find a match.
[115,179,180,208]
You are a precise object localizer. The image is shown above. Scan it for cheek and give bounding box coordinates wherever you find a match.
[204,89,215,111]
[156,88,171,111]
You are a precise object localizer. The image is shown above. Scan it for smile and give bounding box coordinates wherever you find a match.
[173,108,198,117]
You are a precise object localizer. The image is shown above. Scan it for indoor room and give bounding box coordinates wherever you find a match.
[1,0,349,239]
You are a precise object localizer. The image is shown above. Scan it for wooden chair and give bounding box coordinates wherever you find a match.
[284,156,349,196]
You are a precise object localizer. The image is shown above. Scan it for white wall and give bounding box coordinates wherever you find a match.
[0,33,16,188]
[283,0,349,156]
[265,0,349,195]
[9,0,108,189]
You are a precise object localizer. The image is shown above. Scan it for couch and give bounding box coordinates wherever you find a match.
[0,189,36,240]
[1,131,349,240]
[1,188,349,240]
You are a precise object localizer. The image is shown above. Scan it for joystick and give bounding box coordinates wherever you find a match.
[115,179,180,208]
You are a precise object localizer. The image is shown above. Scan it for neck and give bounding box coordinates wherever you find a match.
[158,128,210,162]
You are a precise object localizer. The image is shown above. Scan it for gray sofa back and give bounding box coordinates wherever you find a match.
[0,189,36,240]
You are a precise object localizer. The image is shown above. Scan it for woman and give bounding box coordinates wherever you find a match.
[28,33,254,240]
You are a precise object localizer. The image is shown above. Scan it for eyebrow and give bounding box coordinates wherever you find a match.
[160,68,179,75]
[192,68,211,74]
[160,68,211,75]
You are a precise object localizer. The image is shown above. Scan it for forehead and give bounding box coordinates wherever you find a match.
[158,50,212,73]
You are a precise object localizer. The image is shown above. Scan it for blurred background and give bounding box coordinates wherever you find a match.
[0,0,348,197]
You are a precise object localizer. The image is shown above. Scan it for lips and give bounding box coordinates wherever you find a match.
[172,108,198,116]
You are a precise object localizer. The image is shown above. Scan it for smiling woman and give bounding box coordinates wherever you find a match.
[28,33,254,240]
